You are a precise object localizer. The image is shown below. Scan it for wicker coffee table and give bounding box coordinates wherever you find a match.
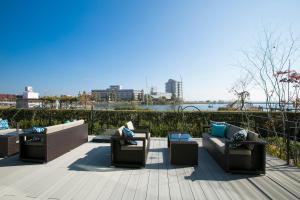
[167,133,198,165]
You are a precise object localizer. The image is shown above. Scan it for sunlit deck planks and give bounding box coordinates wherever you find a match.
[0,137,299,200]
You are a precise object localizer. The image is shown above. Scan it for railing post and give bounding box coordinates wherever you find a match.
[90,104,94,135]
[286,121,290,165]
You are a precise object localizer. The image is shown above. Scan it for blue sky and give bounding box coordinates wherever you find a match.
[0,0,300,101]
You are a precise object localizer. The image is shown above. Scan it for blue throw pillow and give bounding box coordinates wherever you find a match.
[32,127,46,134]
[211,124,226,138]
[0,119,9,130]
[122,127,135,137]
[230,129,248,149]
[122,127,137,145]
[127,140,137,145]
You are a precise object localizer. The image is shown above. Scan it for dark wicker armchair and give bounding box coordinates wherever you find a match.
[111,126,150,167]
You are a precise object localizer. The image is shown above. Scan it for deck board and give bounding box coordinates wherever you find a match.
[0,137,299,200]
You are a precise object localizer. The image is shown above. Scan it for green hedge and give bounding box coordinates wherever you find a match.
[2,108,299,167]
[1,108,299,137]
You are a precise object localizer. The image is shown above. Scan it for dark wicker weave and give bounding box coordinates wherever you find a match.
[203,123,266,174]
[19,123,88,163]
[0,133,19,158]
[170,141,198,165]
[111,130,150,167]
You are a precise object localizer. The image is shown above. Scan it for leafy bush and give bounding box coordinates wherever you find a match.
[266,137,300,168]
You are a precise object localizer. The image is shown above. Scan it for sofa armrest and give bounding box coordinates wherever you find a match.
[132,130,150,139]
[225,139,267,145]
[111,135,146,146]
[134,126,150,134]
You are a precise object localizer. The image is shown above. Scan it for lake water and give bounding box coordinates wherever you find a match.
[94,102,295,111]
[138,104,228,111]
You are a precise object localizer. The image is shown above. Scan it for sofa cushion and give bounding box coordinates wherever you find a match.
[126,121,135,130]
[0,119,9,130]
[230,129,248,149]
[121,141,144,151]
[115,126,125,137]
[122,127,137,145]
[211,124,226,137]
[226,124,242,139]
[122,127,135,137]
[32,127,46,134]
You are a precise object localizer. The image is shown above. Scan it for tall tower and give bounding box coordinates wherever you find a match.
[165,79,183,100]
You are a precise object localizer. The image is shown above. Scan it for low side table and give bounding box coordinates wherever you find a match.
[167,132,198,165]
[170,141,198,165]
[168,132,191,148]
[0,132,19,158]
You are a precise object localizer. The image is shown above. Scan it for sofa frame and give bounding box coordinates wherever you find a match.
[203,123,266,174]
[19,123,88,163]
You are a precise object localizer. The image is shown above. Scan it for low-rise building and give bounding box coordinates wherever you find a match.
[92,85,144,102]
[16,86,42,108]
[150,87,172,100]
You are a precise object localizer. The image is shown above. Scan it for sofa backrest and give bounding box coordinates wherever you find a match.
[225,124,242,139]
[225,123,259,141]
[46,120,85,134]
[126,121,135,130]
[0,128,18,136]
[247,130,259,141]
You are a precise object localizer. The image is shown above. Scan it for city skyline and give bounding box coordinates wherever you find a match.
[1,1,300,101]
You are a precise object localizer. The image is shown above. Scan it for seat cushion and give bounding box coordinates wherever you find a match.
[209,137,225,148]
[121,141,144,151]
[133,133,148,146]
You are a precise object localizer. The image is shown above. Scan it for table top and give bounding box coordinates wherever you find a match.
[168,132,192,142]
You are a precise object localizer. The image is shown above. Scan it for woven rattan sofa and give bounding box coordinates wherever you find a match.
[0,129,20,158]
[19,120,88,163]
[111,123,151,167]
[203,123,266,174]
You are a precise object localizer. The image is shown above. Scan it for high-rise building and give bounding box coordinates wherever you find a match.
[165,79,183,100]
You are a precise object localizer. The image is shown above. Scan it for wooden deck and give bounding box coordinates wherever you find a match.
[0,137,299,200]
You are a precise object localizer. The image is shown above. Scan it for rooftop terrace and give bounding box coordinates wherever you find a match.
[0,137,299,200]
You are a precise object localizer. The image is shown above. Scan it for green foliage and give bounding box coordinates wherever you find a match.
[0,108,299,138]
[266,137,300,168]
[1,108,299,168]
